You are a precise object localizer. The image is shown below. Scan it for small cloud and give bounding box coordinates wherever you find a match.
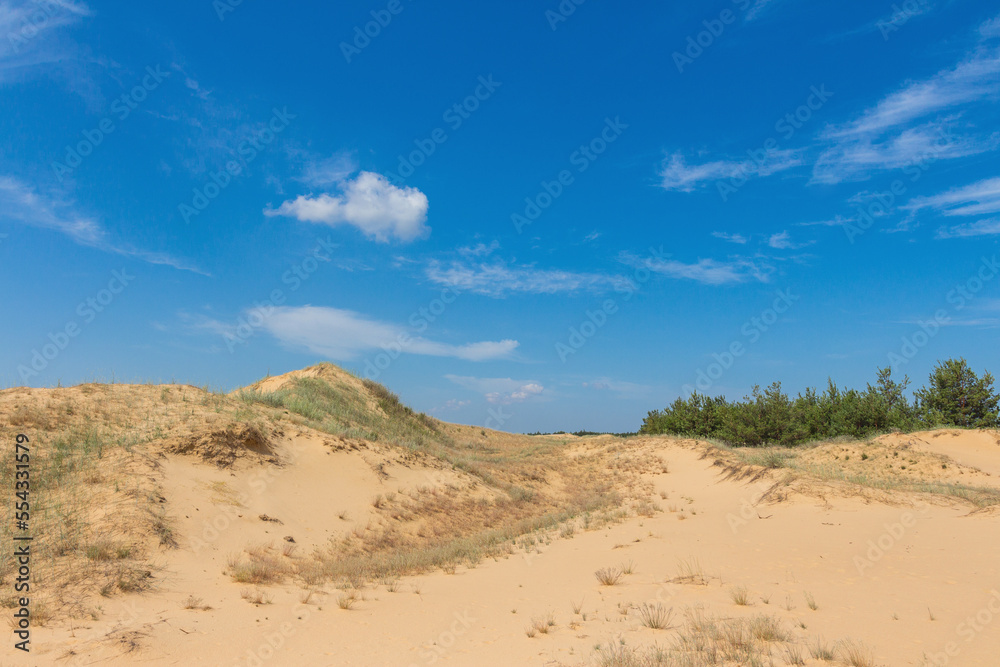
[262,306,517,361]
[797,216,849,227]
[768,232,794,249]
[629,253,774,285]
[905,176,1000,217]
[935,217,1000,239]
[265,171,430,243]
[426,258,627,297]
[445,375,544,405]
[299,151,358,187]
[584,231,601,242]
[712,231,749,244]
[659,150,802,192]
[458,240,500,258]
[0,176,204,274]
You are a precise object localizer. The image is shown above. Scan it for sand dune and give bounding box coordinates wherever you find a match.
[2,367,999,665]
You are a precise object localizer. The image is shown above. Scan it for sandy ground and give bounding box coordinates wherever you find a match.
[5,428,999,666]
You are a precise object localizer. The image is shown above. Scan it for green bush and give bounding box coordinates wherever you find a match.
[640,360,996,446]
[915,358,1000,428]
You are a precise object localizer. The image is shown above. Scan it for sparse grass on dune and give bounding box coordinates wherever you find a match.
[701,435,1000,509]
[595,609,796,666]
[0,393,178,619]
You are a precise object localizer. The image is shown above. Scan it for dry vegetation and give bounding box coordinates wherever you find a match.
[0,364,672,625]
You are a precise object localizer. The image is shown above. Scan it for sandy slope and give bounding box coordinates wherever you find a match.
[10,431,1000,666]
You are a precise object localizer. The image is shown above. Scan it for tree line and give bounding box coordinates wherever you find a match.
[640,358,999,447]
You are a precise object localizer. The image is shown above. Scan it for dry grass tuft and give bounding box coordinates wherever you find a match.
[730,585,752,606]
[836,639,875,667]
[240,588,272,605]
[636,603,673,630]
[595,567,624,586]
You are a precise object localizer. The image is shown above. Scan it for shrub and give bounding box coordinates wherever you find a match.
[915,358,999,428]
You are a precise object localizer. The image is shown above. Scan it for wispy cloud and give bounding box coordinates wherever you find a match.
[0,176,205,273]
[812,46,1000,183]
[297,151,358,187]
[712,231,749,244]
[767,230,814,250]
[935,217,1000,239]
[824,50,1000,140]
[426,258,627,297]
[904,176,1000,217]
[261,306,517,361]
[630,253,774,285]
[659,149,802,192]
[0,1,90,84]
[445,375,545,404]
[266,171,430,243]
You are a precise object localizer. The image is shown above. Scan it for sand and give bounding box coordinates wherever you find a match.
[2,377,999,666]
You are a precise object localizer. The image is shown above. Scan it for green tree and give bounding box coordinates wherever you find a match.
[915,358,1000,428]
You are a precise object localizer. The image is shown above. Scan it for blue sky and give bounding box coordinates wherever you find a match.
[2,0,999,433]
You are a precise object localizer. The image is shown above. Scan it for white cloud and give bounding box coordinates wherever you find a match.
[262,306,517,361]
[0,176,204,273]
[457,240,500,258]
[824,50,1000,140]
[426,258,627,297]
[797,216,850,227]
[982,14,1000,39]
[767,230,814,250]
[712,231,749,244]
[812,121,992,184]
[935,218,1000,239]
[635,254,774,285]
[904,176,1000,217]
[298,151,358,187]
[0,1,90,84]
[812,48,1000,183]
[768,231,793,249]
[659,149,802,192]
[266,171,430,243]
[445,375,545,404]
